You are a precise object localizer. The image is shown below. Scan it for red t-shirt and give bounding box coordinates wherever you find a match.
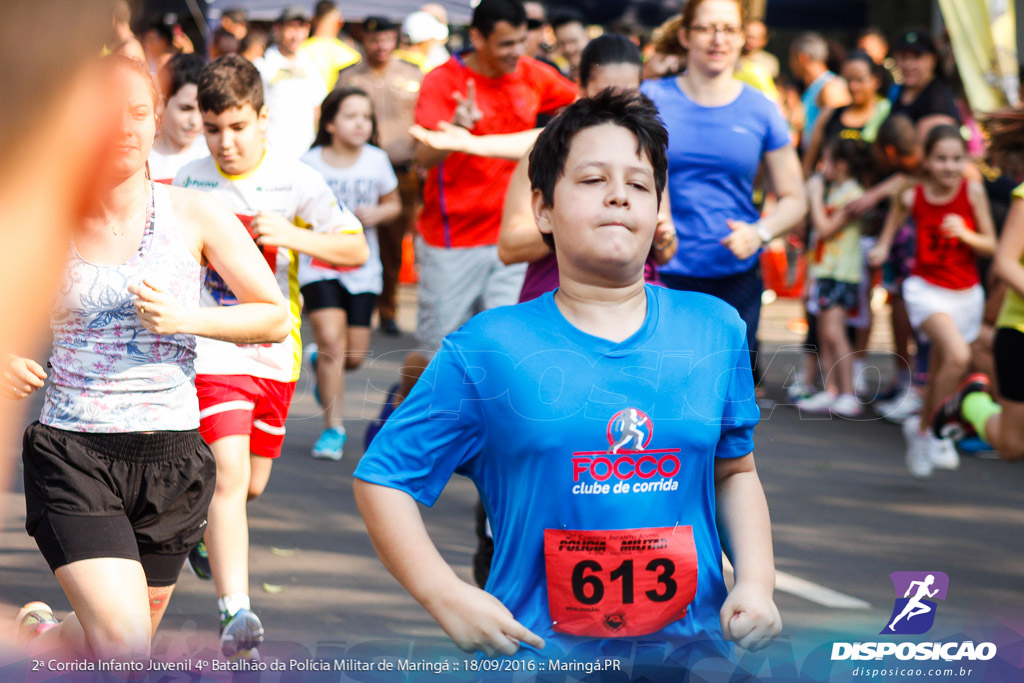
[415,54,577,248]
[910,180,979,290]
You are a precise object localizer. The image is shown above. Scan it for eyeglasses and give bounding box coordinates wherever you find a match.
[526,18,544,30]
[688,24,743,39]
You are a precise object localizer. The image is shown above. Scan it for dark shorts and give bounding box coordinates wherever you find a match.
[816,278,860,311]
[301,279,378,327]
[995,327,1024,402]
[22,422,215,587]
[882,221,915,292]
[660,265,763,374]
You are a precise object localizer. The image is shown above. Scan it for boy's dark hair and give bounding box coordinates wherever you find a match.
[550,9,584,32]
[579,34,641,89]
[529,89,668,250]
[159,52,205,100]
[198,55,264,114]
[312,86,378,149]
[923,124,966,157]
[222,8,247,24]
[313,1,337,31]
[240,28,268,54]
[471,0,526,38]
[874,114,917,156]
[145,20,174,47]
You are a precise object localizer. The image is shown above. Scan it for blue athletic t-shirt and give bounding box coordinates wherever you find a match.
[640,78,791,279]
[354,285,759,661]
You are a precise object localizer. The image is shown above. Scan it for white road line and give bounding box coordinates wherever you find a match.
[723,556,871,609]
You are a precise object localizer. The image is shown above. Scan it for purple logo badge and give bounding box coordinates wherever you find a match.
[881,572,949,635]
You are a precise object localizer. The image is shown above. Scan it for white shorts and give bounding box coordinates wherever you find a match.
[902,275,983,343]
[415,237,527,357]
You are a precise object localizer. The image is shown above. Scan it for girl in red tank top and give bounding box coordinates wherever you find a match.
[911,178,980,289]
[868,125,995,477]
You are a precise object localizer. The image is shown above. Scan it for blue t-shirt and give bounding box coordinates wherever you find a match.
[354,286,759,662]
[640,78,791,279]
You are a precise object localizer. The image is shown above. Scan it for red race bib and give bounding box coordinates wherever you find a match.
[544,527,698,638]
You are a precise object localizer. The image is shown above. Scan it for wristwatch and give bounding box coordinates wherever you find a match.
[756,224,773,244]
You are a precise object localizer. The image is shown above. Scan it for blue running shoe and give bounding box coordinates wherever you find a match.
[312,427,346,461]
[220,608,264,658]
[364,383,400,449]
[186,540,212,580]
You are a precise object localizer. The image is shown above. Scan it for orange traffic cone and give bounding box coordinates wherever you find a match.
[398,233,418,284]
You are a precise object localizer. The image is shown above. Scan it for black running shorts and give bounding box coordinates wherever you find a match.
[301,279,378,326]
[22,422,216,587]
[995,327,1024,401]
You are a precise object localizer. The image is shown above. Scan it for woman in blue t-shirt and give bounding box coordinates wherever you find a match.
[640,0,806,373]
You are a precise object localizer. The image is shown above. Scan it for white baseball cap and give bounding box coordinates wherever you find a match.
[402,11,449,44]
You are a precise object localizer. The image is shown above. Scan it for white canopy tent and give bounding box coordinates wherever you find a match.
[202,0,474,24]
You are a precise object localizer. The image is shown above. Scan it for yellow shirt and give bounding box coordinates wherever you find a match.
[394,49,427,72]
[734,57,778,102]
[811,179,864,283]
[302,37,361,90]
[997,182,1024,331]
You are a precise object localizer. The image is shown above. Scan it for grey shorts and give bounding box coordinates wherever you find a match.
[415,237,526,357]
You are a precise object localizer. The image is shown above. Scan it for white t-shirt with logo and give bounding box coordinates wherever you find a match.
[298,145,397,294]
[173,148,363,382]
[148,137,209,184]
[255,46,328,159]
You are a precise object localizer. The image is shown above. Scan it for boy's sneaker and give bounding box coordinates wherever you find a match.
[312,427,346,461]
[364,383,400,449]
[902,418,932,479]
[796,390,835,414]
[187,540,212,580]
[786,374,816,401]
[15,602,57,649]
[930,373,991,440]
[880,386,922,424]
[220,608,264,658]
[830,394,863,418]
[927,435,960,470]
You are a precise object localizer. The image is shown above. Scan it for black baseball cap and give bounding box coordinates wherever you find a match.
[364,16,397,33]
[894,29,936,56]
[277,5,311,24]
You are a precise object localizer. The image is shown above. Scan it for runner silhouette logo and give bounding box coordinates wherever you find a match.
[606,408,653,454]
[881,571,949,635]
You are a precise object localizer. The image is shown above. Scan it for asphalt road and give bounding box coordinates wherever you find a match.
[1,292,1022,681]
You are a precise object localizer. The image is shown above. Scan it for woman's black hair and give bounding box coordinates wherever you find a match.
[843,49,875,70]
[312,86,378,149]
[578,34,642,90]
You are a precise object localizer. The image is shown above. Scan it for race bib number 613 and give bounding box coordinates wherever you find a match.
[543,527,698,638]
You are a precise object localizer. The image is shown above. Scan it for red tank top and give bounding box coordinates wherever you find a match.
[910,180,979,290]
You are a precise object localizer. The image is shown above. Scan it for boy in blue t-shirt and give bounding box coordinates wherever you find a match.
[353,90,780,668]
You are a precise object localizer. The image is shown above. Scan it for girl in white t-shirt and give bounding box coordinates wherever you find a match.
[300,87,401,461]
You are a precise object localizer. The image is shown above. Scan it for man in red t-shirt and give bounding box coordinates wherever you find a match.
[379,0,575,408]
